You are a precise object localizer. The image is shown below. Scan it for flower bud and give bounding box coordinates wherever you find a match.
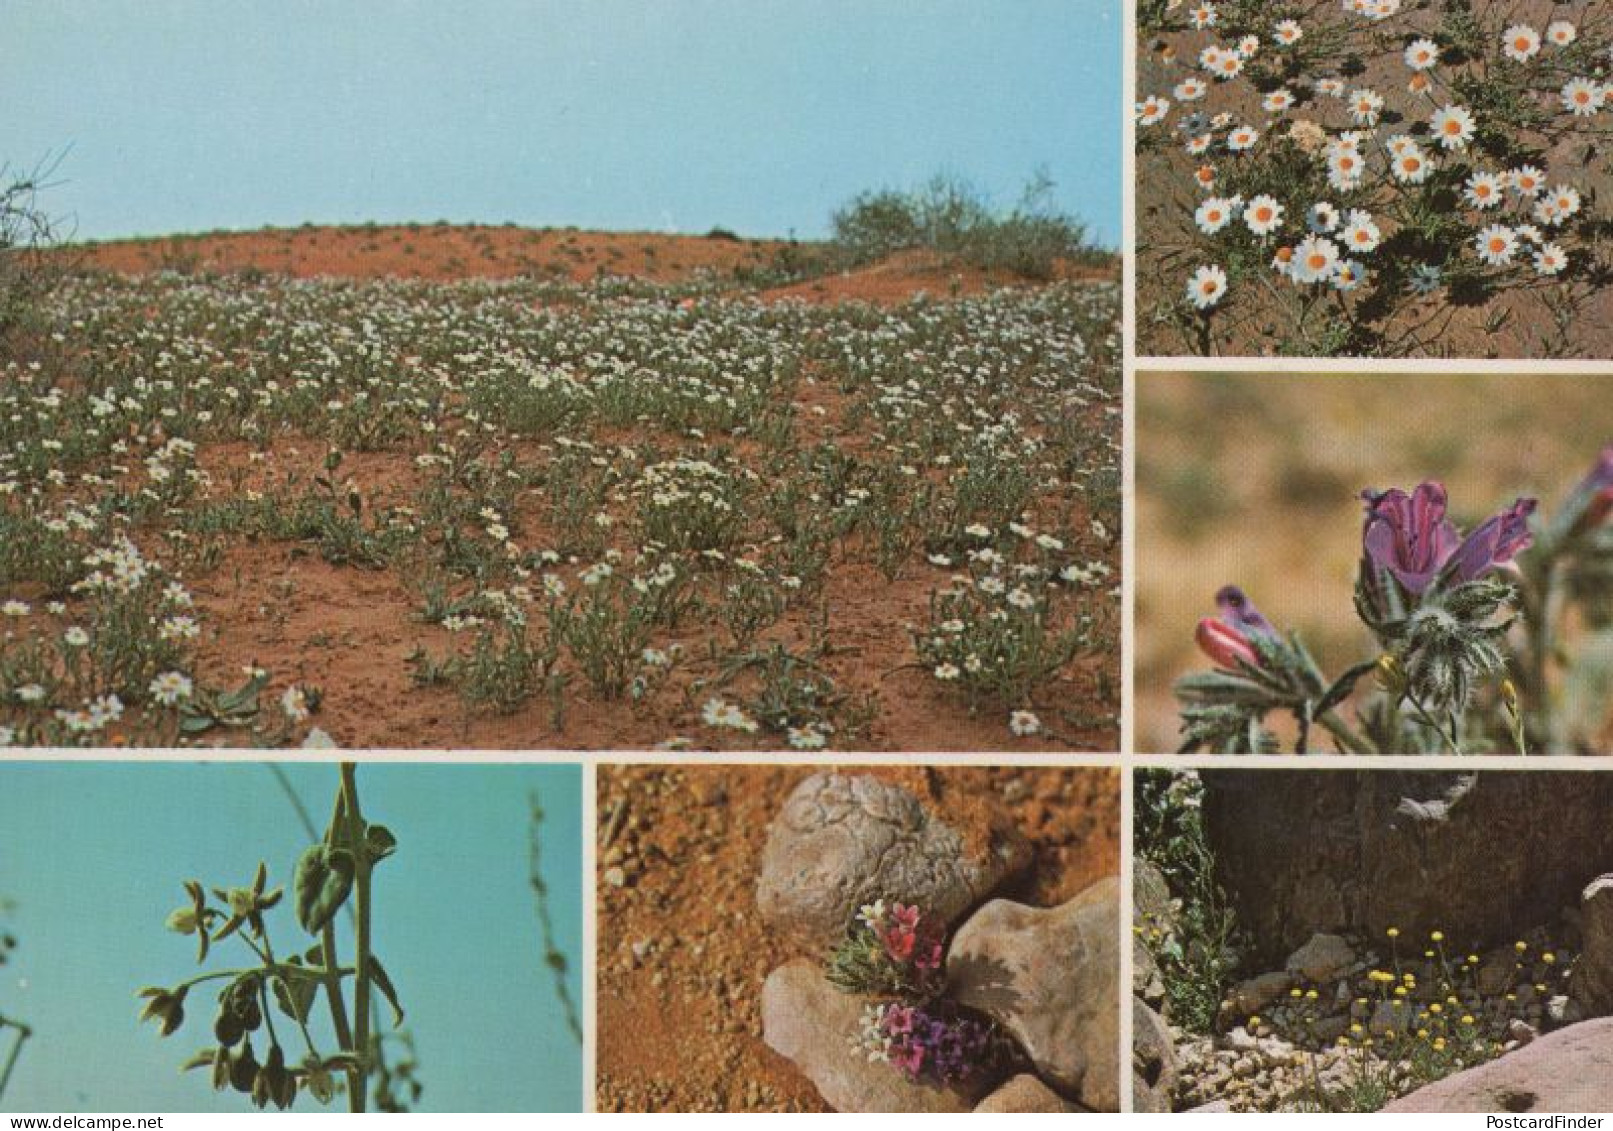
[1195,617,1259,670]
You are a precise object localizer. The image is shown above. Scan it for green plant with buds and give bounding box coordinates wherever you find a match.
[139,764,403,1111]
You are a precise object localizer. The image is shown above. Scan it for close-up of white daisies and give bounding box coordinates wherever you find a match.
[1136,0,1613,356]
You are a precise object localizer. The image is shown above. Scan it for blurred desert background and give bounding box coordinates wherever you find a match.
[1136,371,1613,753]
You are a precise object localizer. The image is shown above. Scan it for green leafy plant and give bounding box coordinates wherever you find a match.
[140,764,403,1111]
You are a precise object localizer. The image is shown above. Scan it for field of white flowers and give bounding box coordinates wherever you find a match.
[0,264,1119,750]
[1136,0,1613,358]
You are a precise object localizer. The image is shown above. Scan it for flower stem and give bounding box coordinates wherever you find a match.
[1317,710,1376,756]
[0,1018,30,1103]
[340,762,372,1115]
[318,779,359,1111]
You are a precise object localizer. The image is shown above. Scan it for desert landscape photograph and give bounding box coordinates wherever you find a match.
[0,0,1122,751]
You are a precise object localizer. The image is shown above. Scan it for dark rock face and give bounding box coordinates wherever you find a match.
[1202,771,1613,962]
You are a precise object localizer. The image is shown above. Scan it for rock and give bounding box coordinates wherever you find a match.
[1202,771,1613,962]
[1549,995,1584,1026]
[756,773,1031,950]
[1132,998,1176,1113]
[1310,1015,1349,1043]
[760,960,973,1112]
[1222,971,1292,1021]
[1507,1019,1538,1046]
[974,1075,1080,1113]
[1286,933,1355,983]
[1130,862,1171,1008]
[1573,875,1613,1016]
[1188,1100,1234,1112]
[947,877,1120,1111]
[1386,1018,1613,1112]
[1477,948,1516,997]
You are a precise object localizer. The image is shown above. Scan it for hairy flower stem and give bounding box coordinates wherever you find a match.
[340,762,373,1115]
[1317,710,1375,756]
[1520,554,1561,752]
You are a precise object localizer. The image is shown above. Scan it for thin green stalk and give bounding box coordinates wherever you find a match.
[0,1017,30,1103]
[319,781,359,1111]
[340,762,373,1115]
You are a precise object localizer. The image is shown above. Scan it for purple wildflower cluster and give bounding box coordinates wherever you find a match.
[857,1001,994,1085]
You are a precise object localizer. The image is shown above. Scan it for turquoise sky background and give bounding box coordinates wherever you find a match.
[5,0,1119,244]
[0,762,583,1113]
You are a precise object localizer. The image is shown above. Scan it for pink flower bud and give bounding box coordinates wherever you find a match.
[1196,617,1260,670]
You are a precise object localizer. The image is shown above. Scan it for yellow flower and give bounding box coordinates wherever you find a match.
[1543,952,1557,964]
[1305,989,1319,1001]
[1460,1014,1475,1025]
[1417,1028,1430,1039]
[1429,1003,1443,1014]
[1387,927,1401,939]
[1248,1015,1261,1027]
[1350,1023,1364,1034]
[1431,931,1445,942]
[1290,988,1302,998]
[1515,941,1529,952]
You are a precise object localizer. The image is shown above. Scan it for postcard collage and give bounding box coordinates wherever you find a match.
[7,0,1613,1116]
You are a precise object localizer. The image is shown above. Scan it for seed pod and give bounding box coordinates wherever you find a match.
[211,1046,232,1091]
[294,845,355,934]
[229,1040,259,1094]
[213,1006,244,1048]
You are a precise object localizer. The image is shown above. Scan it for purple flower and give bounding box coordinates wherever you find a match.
[1361,481,1537,595]
[1444,497,1537,584]
[1561,445,1613,537]
[1361,483,1460,595]
[1215,585,1276,638]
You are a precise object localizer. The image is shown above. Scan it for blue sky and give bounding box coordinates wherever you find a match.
[6,0,1120,244]
[0,762,583,1113]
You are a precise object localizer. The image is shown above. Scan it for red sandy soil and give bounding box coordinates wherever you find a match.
[72,223,792,284]
[595,764,1121,1112]
[63,226,1118,753]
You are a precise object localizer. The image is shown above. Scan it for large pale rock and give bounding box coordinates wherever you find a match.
[1385,1018,1613,1112]
[1572,875,1613,1015]
[973,1075,1080,1113]
[1286,933,1355,983]
[757,773,1031,951]
[1203,771,1613,962]
[1132,998,1177,1113]
[760,960,974,1112]
[1221,971,1292,1022]
[947,877,1120,1111]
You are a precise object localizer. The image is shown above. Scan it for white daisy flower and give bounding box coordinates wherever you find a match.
[1290,236,1341,284]
[1474,225,1518,266]
[1339,210,1381,253]
[1502,25,1540,63]
[1243,195,1284,236]
[1403,39,1439,70]
[1463,172,1505,209]
[1195,197,1237,234]
[1430,104,1476,150]
[1186,265,1229,309]
[1008,710,1041,737]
